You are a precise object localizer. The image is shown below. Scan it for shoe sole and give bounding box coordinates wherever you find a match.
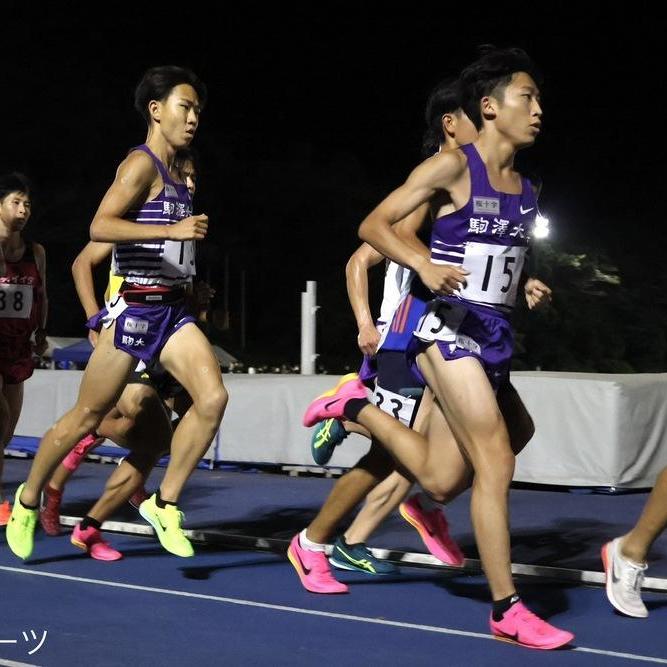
[287,545,348,594]
[139,505,194,558]
[71,536,122,562]
[399,504,464,568]
[492,633,574,650]
[600,544,648,618]
[329,555,396,576]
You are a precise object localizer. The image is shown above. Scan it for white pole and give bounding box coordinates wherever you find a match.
[300,280,318,374]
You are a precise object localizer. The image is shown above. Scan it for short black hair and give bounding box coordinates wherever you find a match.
[134,66,208,124]
[0,172,31,201]
[460,46,542,129]
[421,77,462,157]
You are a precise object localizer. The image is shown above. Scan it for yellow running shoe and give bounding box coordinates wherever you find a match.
[139,493,194,557]
[6,483,38,559]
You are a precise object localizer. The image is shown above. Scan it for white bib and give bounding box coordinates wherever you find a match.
[0,284,33,319]
[459,242,526,307]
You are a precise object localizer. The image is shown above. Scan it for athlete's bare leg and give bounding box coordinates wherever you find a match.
[18,324,135,507]
[157,323,227,502]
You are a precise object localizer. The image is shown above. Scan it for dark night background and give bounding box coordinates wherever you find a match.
[3,4,664,373]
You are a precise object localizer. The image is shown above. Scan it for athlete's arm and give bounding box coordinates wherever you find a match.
[346,204,431,356]
[394,203,431,260]
[345,243,385,356]
[72,242,113,320]
[359,151,469,295]
[522,180,551,309]
[90,152,208,243]
[33,242,48,356]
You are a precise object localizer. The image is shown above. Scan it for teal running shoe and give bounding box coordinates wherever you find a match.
[329,536,397,575]
[310,418,348,465]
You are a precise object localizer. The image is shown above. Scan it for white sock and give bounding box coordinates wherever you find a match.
[417,491,439,512]
[299,529,326,552]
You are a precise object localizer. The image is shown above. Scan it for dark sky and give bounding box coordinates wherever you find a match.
[3,3,662,365]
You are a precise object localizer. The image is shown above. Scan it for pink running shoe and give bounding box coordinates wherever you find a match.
[302,374,368,428]
[62,433,104,472]
[71,523,122,561]
[39,485,63,536]
[287,534,348,594]
[490,601,574,650]
[399,494,464,567]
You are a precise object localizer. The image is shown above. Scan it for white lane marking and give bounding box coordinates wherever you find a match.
[1,565,666,663]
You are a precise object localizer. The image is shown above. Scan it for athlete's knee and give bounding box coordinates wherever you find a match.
[475,449,515,490]
[66,404,106,434]
[418,476,449,504]
[194,384,228,423]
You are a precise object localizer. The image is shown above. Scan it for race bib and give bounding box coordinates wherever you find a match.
[414,299,466,344]
[460,242,526,307]
[162,239,196,277]
[372,385,417,426]
[0,284,33,319]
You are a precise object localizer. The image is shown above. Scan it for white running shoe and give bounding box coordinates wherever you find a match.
[601,538,648,618]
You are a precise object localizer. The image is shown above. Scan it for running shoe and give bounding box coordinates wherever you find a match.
[287,534,348,594]
[310,418,348,465]
[71,523,122,561]
[490,600,574,650]
[399,494,464,566]
[303,373,368,428]
[329,536,397,575]
[0,500,11,527]
[5,483,38,559]
[62,433,104,472]
[601,538,648,618]
[139,493,194,557]
[39,485,63,536]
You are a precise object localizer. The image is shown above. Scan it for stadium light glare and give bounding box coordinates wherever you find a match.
[533,213,550,240]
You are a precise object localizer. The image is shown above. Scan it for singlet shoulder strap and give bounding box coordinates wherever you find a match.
[129,144,174,184]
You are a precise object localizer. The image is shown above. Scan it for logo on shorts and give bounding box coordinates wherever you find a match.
[121,335,145,348]
[455,334,481,355]
[473,197,500,215]
[123,317,149,335]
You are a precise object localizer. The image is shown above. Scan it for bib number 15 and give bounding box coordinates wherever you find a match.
[461,242,526,306]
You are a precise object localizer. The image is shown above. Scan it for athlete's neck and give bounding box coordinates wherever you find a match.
[474,132,517,172]
[144,133,178,173]
[0,231,25,254]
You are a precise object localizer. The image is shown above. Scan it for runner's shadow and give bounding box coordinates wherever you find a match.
[28,545,167,565]
[180,555,285,580]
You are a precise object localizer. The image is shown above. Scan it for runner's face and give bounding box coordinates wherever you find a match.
[0,192,31,231]
[491,72,542,148]
[157,84,201,149]
[180,159,197,197]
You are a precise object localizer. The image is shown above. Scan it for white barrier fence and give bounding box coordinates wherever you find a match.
[13,370,667,488]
